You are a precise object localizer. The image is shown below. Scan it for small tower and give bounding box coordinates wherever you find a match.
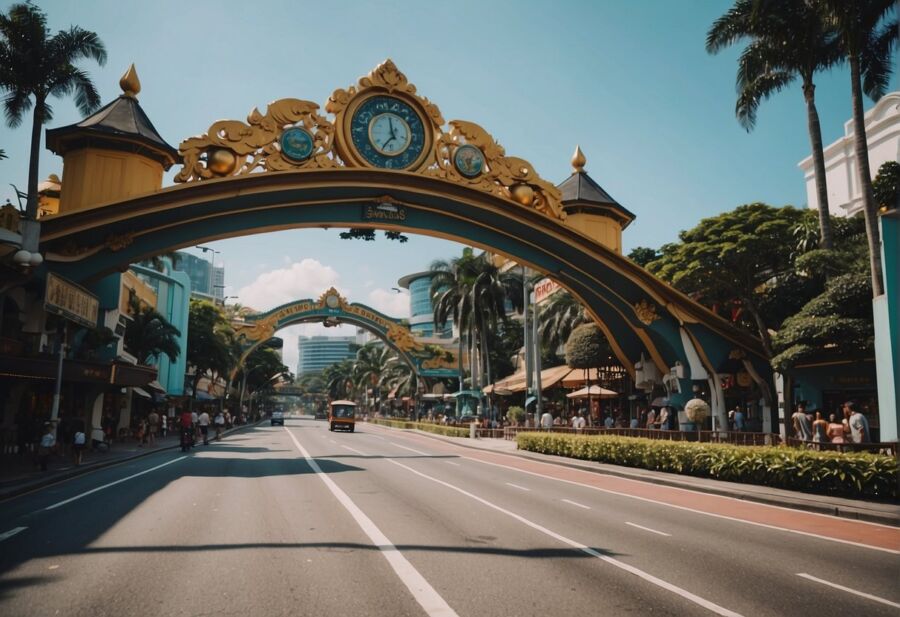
[45,65,179,214]
[556,146,634,253]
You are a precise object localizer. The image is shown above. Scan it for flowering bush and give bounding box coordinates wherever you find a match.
[369,418,470,437]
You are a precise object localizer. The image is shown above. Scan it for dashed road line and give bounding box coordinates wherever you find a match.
[389,442,431,456]
[444,461,461,467]
[342,444,368,456]
[796,573,900,608]
[505,482,530,491]
[0,527,27,542]
[626,521,671,537]
[561,499,590,510]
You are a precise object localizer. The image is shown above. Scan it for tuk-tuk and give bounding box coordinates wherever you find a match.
[328,400,357,432]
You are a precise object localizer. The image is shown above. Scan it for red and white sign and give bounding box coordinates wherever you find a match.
[534,277,562,304]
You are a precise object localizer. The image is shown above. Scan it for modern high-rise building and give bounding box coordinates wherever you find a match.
[297,335,357,375]
[397,271,452,338]
[175,252,225,302]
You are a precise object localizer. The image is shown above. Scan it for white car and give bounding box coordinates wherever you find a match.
[271,410,284,426]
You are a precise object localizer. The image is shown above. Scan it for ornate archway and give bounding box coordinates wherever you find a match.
[232,287,458,380]
[33,60,773,426]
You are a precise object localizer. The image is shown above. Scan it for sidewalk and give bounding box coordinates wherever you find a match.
[0,424,251,502]
[392,428,900,527]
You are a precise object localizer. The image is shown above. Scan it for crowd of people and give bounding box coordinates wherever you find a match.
[791,400,870,444]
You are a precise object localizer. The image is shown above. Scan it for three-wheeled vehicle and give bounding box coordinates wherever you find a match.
[328,400,357,432]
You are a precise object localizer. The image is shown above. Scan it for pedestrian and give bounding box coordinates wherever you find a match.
[733,407,746,432]
[646,408,657,430]
[135,418,146,447]
[791,403,812,441]
[180,407,194,448]
[147,409,159,446]
[38,423,55,471]
[826,413,845,444]
[572,412,586,433]
[604,414,614,429]
[843,401,870,444]
[198,409,211,445]
[160,413,168,438]
[214,410,225,440]
[540,409,553,430]
[656,406,670,431]
[73,421,86,466]
[811,411,828,444]
[629,415,639,429]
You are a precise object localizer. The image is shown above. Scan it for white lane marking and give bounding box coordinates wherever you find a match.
[387,458,742,617]
[285,428,457,617]
[444,461,461,467]
[460,455,900,556]
[505,482,530,492]
[329,439,338,444]
[796,573,900,608]
[626,522,672,537]
[389,442,431,456]
[562,499,590,510]
[342,444,368,456]
[0,527,27,542]
[368,434,386,441]
[44,457,187,511]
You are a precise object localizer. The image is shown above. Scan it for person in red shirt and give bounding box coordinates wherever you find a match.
[179,408,194,449]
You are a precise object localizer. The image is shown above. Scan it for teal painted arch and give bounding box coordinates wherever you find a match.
[39,169,769,391]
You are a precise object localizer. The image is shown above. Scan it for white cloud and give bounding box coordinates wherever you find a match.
[367,288,410,318]
[237,258,343,311]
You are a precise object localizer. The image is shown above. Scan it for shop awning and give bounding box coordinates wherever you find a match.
[147,380,166,393]
[566,385,618,399]
[132,387,151,399]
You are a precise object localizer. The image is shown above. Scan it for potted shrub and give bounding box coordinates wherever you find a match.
[507,405,525,427]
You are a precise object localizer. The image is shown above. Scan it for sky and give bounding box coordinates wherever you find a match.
[1,0,896,372]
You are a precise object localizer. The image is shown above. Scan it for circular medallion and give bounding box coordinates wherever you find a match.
[325,293,340,309]
[280,127,314,162]
[454,144,485,178]
[350,95,426,169]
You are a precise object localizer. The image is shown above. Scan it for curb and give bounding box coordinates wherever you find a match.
[0,420,265,503]
[372,425,900,527]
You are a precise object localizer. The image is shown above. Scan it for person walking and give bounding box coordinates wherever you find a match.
[147,410,159,446]
[37,423,55,471]
[214,410,225,440]
[646,408,657,430]
[843,402,870,444]
[198,410,211,445]
[160,413,168,438]
[733,407,746,432]
[811,411,829,444]
[73,422,86,466]
[540,410,553,430]
[792,403,812,441]
[826,414,846,444]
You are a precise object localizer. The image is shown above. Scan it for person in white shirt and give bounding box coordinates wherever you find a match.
[572,412,586,432]
[38,423,56,471]
[73,422,86,466]
[540,411,553,430]
[198,411,211,445]
[214,411,225,440]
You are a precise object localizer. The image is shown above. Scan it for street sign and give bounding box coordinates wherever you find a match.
[534,277,561,304]
[44,273,99,329]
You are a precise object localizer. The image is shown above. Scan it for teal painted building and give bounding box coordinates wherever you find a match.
[874,209,898,441]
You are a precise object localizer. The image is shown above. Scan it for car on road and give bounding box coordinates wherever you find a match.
[271,410,284,426]
[314,409,328,420]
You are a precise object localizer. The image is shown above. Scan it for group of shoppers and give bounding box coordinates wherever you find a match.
[792,401,870,444]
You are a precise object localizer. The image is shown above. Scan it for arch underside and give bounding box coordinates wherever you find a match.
[39,169,768,384]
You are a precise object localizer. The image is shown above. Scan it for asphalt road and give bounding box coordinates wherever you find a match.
[0,417,897,617]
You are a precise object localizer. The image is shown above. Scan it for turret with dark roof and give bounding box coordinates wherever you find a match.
[556,146,635,229]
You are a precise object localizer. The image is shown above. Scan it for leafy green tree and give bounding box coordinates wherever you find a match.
[339,229,408,242]
[323,359,355,400]
[707,0,839,249]
[627,247,659,267]
[873,161,900,211]
[123,297,180,365]
[353,343,394,411]
[821,0,897,295]
[242,346,289,394]
[0,3,106,223]
[565,323,615,418]
[647,203,805,357]
[186,299,235,402]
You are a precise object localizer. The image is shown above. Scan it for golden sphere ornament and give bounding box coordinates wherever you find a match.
[207,148,237,176]
[510,183,534,206]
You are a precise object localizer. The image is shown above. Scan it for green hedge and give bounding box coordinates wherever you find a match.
[516,432,898,500]
[369,418,470,438]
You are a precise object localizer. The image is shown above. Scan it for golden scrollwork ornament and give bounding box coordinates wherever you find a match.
[634,299,660,325]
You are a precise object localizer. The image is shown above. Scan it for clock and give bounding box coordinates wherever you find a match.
[280,127,314,162]
[454,144,485,178]
[350,95,426,169]
[325,293,341,309]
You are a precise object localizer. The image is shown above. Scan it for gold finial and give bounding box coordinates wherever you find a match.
[119,64,141,98]
[572,145,586,172]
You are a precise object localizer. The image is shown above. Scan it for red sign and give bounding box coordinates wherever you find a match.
[534,278,561,304]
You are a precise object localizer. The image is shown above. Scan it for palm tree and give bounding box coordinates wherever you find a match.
[186,299,235,404]
[538,290,591,356]
[0,3,106,224]
[707,0,839,248]
[821,0,897,297]
[323,359,355,400]
[430,249,522,398]
[123,297,181,365]
[353,343,394,412]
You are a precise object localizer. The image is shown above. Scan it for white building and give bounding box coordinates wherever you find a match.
[798,91,899,217]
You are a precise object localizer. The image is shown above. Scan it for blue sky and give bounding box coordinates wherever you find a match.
[1,0,896,369]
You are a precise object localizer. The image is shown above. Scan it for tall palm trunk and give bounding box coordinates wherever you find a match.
[802,80,833,250]
[849,55,885,297]
[25,100,45,221]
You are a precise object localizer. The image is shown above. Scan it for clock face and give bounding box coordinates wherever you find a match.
[325,294,340,309]
[350,95,426,169]
[280,127,314,162]
[454,144,485,178]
